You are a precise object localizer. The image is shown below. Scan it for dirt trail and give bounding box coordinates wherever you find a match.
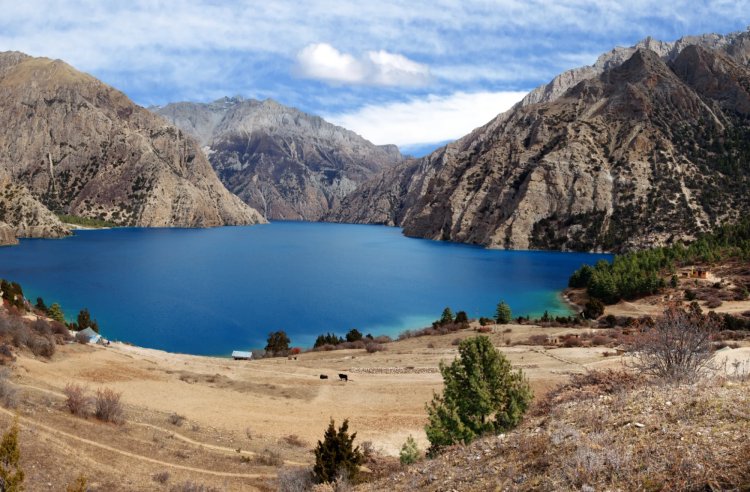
[11,380,307,466]
[0,406,275,479]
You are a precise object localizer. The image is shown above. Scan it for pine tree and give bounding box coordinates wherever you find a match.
[35,298,47,313]
[425,336,532,456]
[399,435,420,465]
[313,419,363,484]
[345,329,363,343]
[265,331,290,357]
[48,303,65,324]
[440,307,454,325]
[76,309,92,330]
[0,418,24,492]
[495,301,512,324]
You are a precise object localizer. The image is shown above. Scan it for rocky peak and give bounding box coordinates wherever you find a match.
[154,97,402,221]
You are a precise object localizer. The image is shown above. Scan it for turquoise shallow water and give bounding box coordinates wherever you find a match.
[0,222,609,355]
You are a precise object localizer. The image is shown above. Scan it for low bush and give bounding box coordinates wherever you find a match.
[365,342,385,353]
[169,482,220,492]
[255,449,284,466]
[706,298,723,309]
[0,369,18,409]
[562,336,582,348]
[168,413,186,426]
[152,471,170,484]
[282,434,307,447]
[278,467,313,492]
[528,334,549,345]
[590,335,611,346]
[94,388,124,424]
[64,383,90,417]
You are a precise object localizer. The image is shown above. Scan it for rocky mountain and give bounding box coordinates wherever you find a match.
[0,51,265,241]
[329,29,750,253]
[154,97,402,220]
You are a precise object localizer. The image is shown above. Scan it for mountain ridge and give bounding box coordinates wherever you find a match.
[328,29,750,253]
[154,96,402,220]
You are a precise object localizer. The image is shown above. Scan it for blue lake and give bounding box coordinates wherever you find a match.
[0,222,609,355]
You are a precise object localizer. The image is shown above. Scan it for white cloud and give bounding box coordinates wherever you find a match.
[296,43,430,86]
[325,90,528,147]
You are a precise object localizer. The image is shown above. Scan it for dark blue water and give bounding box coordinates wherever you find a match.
[0,222,609,355]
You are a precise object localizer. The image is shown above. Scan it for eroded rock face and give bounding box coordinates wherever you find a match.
[0,179,69,241]
[330,30,750,253]
[0,52,265,233]
[154,97,402,221]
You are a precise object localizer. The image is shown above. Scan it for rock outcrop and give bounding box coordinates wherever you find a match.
[329,29,750,253]
[0,179,69,242]
[0,223,18,246]
[0,52,265,234]
[154,97,402,220]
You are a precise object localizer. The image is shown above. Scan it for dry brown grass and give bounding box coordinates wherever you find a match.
[358,378,750,491]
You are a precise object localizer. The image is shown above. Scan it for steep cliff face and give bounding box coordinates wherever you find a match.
[330,30,750,253]
[0,52,265,232]
[154,97,402,220]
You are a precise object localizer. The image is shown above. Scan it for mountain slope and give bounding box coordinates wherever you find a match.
[329,30,750,253]
[0,52,265,232]
[154,97,402,220]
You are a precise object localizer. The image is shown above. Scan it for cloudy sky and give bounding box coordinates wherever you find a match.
[1,1,749,153]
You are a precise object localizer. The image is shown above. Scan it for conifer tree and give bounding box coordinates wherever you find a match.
[48,303,65,324]
[313,419,363,484]
[440,307,454,325]
[0,418,24,492]
[495,301,512,324]
[425,336,531,456]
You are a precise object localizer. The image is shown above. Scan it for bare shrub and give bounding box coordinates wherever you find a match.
[372,335,392,344]
[169,482,219,492]
[32,319,51,335]
[562,336,582,348]
[315,344,336,352]
[426,342,435,349]
[451,338,461,346]
[30,336,55,357]
[365,342,385,353]
[528,334,549,345]
[278,467,313,492]
[706,298,723,309]
[591,335,610,346]
[476,326,492,333]
[503,328,513,334]
[50,321,70,337]
[94,388,124,423]
[255,448,284,466]
[0,369,18,409]
[282,434,307,447]
[64,383,90,416]
[152,471,171,484]
[168,412,186,426]
[630,305,717,382]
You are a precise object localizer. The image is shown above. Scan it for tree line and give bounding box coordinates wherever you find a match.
[569,218,750,304]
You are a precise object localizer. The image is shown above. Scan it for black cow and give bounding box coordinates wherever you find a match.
[319,374,328,379]
[338,373,348,382]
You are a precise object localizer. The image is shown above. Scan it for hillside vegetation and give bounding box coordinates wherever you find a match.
[570,219,750,304]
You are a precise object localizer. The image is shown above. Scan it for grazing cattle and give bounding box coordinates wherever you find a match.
[319,374,328,379]
[338,373,348,382]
